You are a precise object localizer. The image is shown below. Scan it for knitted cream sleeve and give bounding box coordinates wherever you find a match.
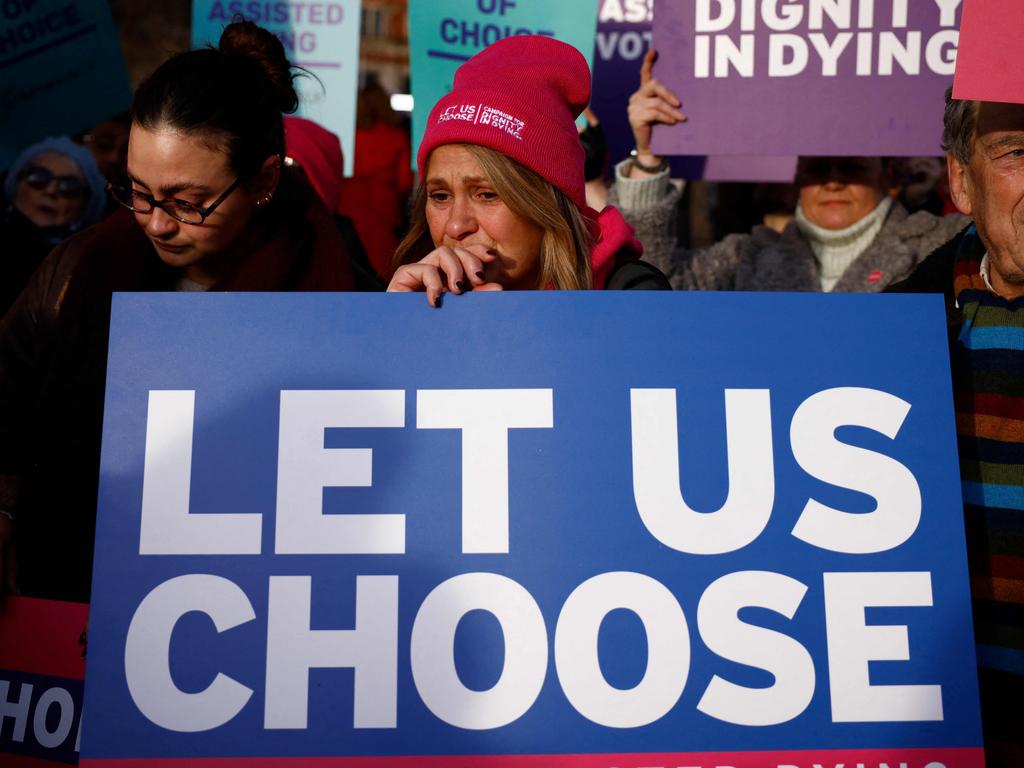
[611,158,676,211]
[609,159,760,291]
[608,159,682,280]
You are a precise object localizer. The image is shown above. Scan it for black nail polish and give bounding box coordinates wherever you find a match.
[432,295,441,308]
[456,280,468,293]
[476,271,485,281]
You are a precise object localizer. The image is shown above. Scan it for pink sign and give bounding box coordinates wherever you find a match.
[952,0,1024,104]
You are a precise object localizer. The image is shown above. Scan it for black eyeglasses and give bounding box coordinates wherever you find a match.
[106,177,243,224]
[19,166,86,198]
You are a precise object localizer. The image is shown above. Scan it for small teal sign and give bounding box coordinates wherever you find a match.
[408,0,600,168]
[0,0,131,169]
[192,0,361,176]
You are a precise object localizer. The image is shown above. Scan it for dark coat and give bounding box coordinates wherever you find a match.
[0,170,355,601]
[887,224,968,344]
[0,206,55,317]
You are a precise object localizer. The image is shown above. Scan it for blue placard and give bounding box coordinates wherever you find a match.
[81,293,983,767]
[191,0,361,176]
[0,0,131,169]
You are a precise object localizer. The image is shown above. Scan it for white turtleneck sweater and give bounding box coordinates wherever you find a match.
[794,196,893,292]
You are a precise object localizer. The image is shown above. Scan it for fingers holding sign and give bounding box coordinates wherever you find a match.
[627,49,687,177]
[387,244,503,307]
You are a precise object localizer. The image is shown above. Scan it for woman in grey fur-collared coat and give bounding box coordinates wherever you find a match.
[609,161,969,292]
[616,50,969,293]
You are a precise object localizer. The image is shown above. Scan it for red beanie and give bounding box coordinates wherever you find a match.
[284,116,344,209]
[417,35,590,210]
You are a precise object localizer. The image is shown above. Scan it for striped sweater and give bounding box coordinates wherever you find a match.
[951,229,1024,765]
[891,225,1023,766]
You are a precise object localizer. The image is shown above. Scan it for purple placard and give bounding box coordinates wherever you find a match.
[699,154,797,181]
[591,0,796,182]
[651,0,962,157]
[590,0,654,172]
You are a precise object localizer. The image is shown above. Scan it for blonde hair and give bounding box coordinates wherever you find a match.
[394,144,594,290]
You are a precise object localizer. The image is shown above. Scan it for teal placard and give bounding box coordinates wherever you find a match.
[0,0,131,170]
[192,0,361,177]
[408,0,600,169]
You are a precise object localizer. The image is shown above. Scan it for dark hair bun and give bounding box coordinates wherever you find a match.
[133,20,297,177]
[219,20,299,114]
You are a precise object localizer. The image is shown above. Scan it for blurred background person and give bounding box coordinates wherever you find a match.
[579,106,611,211]
[891,155,954,216]
[77,113,131,182]
[284,115,384,290]
[338,80,414,281]
[1,137,106,315]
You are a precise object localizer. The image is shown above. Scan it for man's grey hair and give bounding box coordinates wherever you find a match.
[942,86,979,165]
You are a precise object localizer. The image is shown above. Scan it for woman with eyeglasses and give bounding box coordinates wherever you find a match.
[0,20,356,602]
[0,137,106,315]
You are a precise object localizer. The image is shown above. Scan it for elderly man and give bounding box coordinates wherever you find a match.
[892,91,1024,767]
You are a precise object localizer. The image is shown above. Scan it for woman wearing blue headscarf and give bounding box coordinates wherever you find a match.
[1,136,107,315]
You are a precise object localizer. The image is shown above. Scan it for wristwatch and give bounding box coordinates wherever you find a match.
[630,148,669,174]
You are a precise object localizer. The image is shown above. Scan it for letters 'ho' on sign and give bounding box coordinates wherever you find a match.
[952,0,1024,105]
[651,0,963,157]
[80,292,982,767]
[0,596,89,766]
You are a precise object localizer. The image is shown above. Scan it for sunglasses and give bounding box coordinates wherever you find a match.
[19,165,87,198]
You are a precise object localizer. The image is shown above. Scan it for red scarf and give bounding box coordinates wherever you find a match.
[586,205,643,290]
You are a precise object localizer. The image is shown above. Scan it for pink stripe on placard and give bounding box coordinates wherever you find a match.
[0,596,88,679]
[1,755,82,768]
[80,746,985,768]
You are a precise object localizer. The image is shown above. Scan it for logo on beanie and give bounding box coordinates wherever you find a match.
[479,106,525,140]
[439,104,478,123]
[437,103,525,141]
